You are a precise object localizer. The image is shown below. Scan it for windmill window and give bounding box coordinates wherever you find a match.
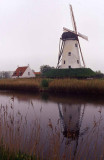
[75,43,78,47]
[77,60,79,64]
[64,60,65,64]
[68,52,71,56]
[69,66,71,69]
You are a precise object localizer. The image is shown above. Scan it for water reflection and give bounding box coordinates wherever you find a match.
[58,103,87,159]
[0,91,103,159]
[58,103,81,137]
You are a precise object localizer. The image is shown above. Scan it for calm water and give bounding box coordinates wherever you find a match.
[0,91,104,159]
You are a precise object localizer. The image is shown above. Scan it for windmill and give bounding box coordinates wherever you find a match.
[57,5,88,69]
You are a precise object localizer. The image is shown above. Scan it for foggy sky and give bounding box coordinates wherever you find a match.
[0,0,104,72]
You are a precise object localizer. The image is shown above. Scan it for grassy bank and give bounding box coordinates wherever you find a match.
[0,78,104,95]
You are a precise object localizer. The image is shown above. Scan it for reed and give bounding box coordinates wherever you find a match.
[0,110,104,160]
[0,78,40,92]
[0,78,104,95]
[49,79,104,95]
[0,97,103,160]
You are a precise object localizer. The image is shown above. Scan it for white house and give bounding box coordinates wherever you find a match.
[12,66,35,78]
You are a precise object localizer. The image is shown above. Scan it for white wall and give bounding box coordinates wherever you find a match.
[22,66,35,78]
[12,76,16,79]
[12,66,35,78]
[61,40,82,68]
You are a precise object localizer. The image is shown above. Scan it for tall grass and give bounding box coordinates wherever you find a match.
[0,78,40,92]
[0,78,104,95]
[0,106,104,160]
[0,100,103,160]
[49,79,104,95]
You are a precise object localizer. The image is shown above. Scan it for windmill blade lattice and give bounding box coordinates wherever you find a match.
[57,39,65,68]
[70,5,77,33]
[78,38,85,67]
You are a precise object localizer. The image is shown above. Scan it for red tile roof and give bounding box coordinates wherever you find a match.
[12,66,28,77]
[34,72,41,75]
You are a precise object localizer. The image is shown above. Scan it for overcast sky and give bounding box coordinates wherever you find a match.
[0,0,104,72]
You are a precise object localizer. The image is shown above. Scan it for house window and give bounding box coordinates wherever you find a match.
[75,43,78,47]
[64,60,65,64]
[28,72,30,75]
[68,52,71,56]
[77,60,79,64]
[69,66,71,68]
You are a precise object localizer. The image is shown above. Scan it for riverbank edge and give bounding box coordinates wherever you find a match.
[0,78,104,96]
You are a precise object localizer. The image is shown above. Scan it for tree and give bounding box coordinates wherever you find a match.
[40,65,55,74]
[2,72,10,78]
[95,70,101,74]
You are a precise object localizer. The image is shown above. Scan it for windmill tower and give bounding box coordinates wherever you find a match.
[57,5,88,69]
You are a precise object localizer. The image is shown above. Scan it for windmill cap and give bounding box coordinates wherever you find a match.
[62,31,78,41]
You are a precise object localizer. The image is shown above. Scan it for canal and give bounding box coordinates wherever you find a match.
[0,91,104,160]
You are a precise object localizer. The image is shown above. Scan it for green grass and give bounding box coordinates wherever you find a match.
[42,68,99,78]
[0,148,37,160]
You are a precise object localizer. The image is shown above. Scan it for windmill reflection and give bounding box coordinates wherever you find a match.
[58,103,86,157]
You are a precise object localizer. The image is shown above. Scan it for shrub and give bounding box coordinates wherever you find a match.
[41,79,49,88]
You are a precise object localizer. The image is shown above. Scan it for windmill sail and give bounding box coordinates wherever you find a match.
[78,39,85,67]
[57,39,65,67]
[63,27,88,41]
[63,27,76,34]
[78,32,88,41]
[70,4,77,33]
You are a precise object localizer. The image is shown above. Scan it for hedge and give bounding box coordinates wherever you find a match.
[42,68,103,79]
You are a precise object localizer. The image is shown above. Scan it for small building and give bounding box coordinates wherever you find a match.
[34,72,41,77]
[12,66,35,78]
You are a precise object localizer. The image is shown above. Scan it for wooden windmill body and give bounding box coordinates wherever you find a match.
[57,5,88,69]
